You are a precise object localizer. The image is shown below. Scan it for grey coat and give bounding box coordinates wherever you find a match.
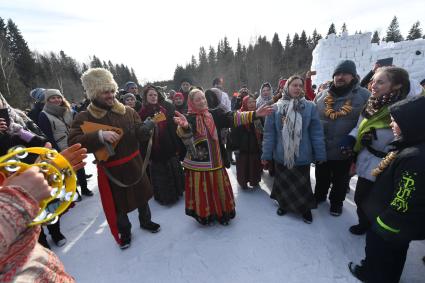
[315,82,370,160]
[349,115,394,182]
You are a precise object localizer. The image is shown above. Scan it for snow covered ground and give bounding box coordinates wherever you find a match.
[54,157,425,283]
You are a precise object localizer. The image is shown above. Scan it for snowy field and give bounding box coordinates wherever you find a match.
[54,156,425,283]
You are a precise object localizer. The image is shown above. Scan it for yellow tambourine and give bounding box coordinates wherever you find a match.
[0,146,77,226]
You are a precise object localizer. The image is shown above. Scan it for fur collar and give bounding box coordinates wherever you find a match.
[87,99,126,119]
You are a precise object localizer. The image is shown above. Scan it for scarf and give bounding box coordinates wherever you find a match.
[43,103,68,118]
[138,103,168,154]
[275,87,304,169]
[363,90,406,119]
[256,82,274,108]
[354,106,391,153]
[187,96,218,141]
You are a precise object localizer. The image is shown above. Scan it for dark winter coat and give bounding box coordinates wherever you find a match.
[68,101,153,213]
[315,80,370,160]
[231,124,261,154]
[363,95,425,243]
[27,102,44,124]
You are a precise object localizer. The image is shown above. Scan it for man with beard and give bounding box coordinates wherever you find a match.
[69,68,160,249]
[314,60,370,216]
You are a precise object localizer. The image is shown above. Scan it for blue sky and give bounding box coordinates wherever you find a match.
[1,0,424,83]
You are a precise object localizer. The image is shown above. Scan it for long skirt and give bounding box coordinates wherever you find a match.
[236,152,262,187]
[185,168,236,225]
[270,163,316,214]
[150,156,185,205]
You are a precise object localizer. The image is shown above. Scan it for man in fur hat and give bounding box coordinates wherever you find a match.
[69,68,160,249]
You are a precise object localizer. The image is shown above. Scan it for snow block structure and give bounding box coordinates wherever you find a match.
[311,32,425,86]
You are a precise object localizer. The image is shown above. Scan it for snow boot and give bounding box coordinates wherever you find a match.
[276,208,287,216]
[348,262,367,282]
[302,211,313,224]
[140,221,161,233]
[349,224,367,235]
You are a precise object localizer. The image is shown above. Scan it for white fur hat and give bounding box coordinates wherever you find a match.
[81,68,118,100]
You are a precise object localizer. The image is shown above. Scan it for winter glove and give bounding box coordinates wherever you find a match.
[339,135,356,156]
[143,118,155,131]
[360,128,377,147]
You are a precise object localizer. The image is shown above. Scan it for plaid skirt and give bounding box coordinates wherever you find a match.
[185,168,236,225]
[270,163,316,214]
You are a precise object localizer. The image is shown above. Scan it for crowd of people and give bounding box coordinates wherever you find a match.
[0,58,424,282]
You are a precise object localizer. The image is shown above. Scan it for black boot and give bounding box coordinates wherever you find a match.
[81,187,94,197]
[302,210,313,224]
[348,262,367,282]
[38,229,51,249]
[276,208,287,216]
[47,220,67,247]
[119,233,131,250]
[349,224,367,235]
[140,221,161,233]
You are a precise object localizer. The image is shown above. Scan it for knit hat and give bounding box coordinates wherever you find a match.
[30,88,46,102]
[44,89,64,102]
[173,92,184,100]
[81,68,118,100]
[124,81,137,91]
[333,60,357,77]
[123,92,135,102]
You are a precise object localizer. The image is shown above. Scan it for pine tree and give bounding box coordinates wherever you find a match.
[341,23,348,34]
[299,31,308,48]
[384,16,404,42]
[312,29,322,47]
[327,23,336,35]
[6,19,35,87]
[208,46,216,65]
[292,33,300,48]
[406,21,423,40]
[90,55,102,68]
[0,17,14,97]
[0,17,6,38]
[371,31,380,44]
[198,47,208,66]
[271,33,283,62]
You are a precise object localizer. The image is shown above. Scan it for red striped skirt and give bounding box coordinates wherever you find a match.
[185,168,236,225]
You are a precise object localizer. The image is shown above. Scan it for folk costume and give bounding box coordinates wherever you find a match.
[178,91,259,225]
[68,68,159,248]
[139,87,184,205]
[232,95,263,189]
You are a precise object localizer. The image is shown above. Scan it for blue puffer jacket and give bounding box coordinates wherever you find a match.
[262,99,326,166]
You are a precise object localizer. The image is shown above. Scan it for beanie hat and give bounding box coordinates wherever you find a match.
[44,89,64,103]
[123,92,135,101]
[81,68,118,100]
[30,88,46,102]
[333,60,357,77]
[173,92,184,100]
[124,81,137,91]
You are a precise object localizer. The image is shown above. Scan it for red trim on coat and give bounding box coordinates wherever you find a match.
[96,149,140,245]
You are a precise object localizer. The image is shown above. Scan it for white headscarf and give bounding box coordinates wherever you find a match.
[275,83,304,169]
